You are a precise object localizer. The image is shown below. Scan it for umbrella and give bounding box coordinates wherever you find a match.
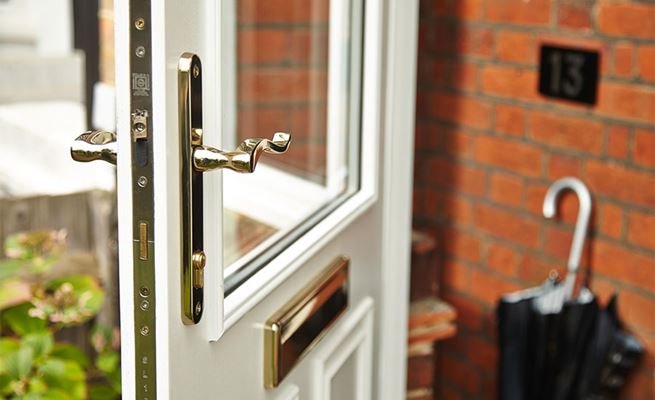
[497,178,643,400]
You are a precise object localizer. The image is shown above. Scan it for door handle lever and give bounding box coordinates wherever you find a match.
[70,130,117,165]
[178,52,292,324]
[193,132,291,173]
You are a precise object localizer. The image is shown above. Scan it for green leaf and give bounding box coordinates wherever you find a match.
[50,344,88,369]
[0,259,24,280]
[0,338,19,356]
[21,333,53,360]
[0,338,18,374]
[2,303,47,335]
[27,376,47,394]
[0,373,12,393]
[95,352,119,375]
[0,278,31,310]
[40,389,73,400]
[40,359,84,383]
[5,347,34,380]
[14,394,43,400]
[4,233,31,260]
[88,384,119,400]
[39,359,87,399]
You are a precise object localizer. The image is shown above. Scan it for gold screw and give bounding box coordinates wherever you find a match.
[193,65,200,78]
[135,17,146,30]
[139,286,150,297]
[140,325,150,336]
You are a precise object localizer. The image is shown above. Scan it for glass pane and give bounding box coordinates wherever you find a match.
[223,0,362,288]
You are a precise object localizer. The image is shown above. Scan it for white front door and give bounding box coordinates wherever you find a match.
[113,0,418,398]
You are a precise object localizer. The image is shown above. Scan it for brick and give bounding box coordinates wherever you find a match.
[475,136,543,178]
[487,242,518,277]
[474,203,541,248]
[638,46,655,83]
[490,173,523,207]
[606,125,630,160]
[407,354,434,390]
[466,336,498,371]
[430,23,457,54]
[423,187,441,217]
[592,240,655,292]
[289,29,328,65]
[436,385,464,400]
[598,3,655,39]
[453,0,484,21]
[238,108,289,139]
[627,210,655,250]
[238,29,287,64]
[439,128,476,160]
[481,65,538,101]
[237,0,328,23]
[427,156,487,196]
[486,0,552,26]
[441,194,474,226]
[495,31,534,64]
[619,290,655,333]
[543,226,591,265]
[423,0,450,17]
[442,259,471,292]
[518,254,562,285]
[440,354,481,394]
[238,68,327,102]
[586,160,655,207]
[613,42,635,78]
[441,292,484,332]
[439,229,482,262]
[525,183,548,215]
[494,104,525,136]
[481,375,498,400]
[470,269,521,305]
[599,202,623,240]
[290,105,327,139]
[428,92,492,129]
[550,189,581,225]
[413,187,425,216]
[557,0,593,30]
[633,129,655,168]
[454,27,494,58]
[451,61,478,92]
[529,111,604,154]
[548,154,581,180]
[622,371,655,400]
[418,58,449,87]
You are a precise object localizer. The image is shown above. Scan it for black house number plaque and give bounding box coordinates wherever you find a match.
[539,44,600,105]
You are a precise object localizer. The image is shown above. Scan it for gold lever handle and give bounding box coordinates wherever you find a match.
[193,132,291,173]
[70,130,117,165]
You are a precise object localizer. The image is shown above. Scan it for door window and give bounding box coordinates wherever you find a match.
[222,0,364,292]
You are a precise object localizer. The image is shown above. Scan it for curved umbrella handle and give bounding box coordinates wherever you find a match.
[543,177,592,299]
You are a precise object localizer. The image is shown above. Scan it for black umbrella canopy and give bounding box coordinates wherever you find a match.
[497,178,643,400]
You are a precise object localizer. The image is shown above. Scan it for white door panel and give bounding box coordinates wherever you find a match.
[112,0,418,398]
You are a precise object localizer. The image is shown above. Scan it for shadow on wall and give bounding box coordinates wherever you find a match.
[412,0,655,399]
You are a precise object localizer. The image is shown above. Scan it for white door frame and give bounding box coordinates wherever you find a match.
[377,0,419,397]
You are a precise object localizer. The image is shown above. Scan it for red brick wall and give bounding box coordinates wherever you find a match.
[413,1,655,399]
[237,0,329,183]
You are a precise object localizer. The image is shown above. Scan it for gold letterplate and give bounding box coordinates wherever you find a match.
[264,256,349,388]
